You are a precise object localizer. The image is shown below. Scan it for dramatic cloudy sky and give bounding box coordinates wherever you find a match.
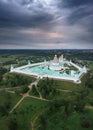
[0,0,93,49]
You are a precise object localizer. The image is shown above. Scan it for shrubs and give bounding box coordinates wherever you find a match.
[3,73,33,87]
[0,67,7,83]
[38,78,58,98]
[85,71,93,89]
[31,85,39,96]
[81,119,90,128]
[21,86,29,94]
[80,116,90,128]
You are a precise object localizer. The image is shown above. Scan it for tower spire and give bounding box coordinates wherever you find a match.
[10,64,14,72]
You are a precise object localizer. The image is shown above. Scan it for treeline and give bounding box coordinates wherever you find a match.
[2,60,17,65]
[0,91,13,117]
[38,78,59,99]
[0,67,35,88]
[3,73,34,87]
[0,66,8,83]
[85,71,93,89]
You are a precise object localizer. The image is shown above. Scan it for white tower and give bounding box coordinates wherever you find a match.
[83,66,87,73]
[44,59,47,65]
[59,54,64,63]
[10,64,14,72]
[28,60,31,65]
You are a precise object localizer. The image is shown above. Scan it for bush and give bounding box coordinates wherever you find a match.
[21,86,29,94]
[3,73,33,87]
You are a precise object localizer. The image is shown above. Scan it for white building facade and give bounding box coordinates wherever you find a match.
[10,55,87,84]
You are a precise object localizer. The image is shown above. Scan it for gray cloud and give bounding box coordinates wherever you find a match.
[56,0,93,45]
[0,0,55,29]
[58,0,93,8]
[0,0,93,49]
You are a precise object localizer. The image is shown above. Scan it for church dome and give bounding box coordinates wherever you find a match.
[49,55,62,71]
[52,55,59,65]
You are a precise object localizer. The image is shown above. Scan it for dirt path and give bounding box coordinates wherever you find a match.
[9,96,25,113]
[28,95,50,102]
[9,79,41,114]
[9,80,72,114]
[0,86,20,91]
[5,90,15,94]
[9,91,31,113]
[9,92,50,114]
[28,84,32,90]
[85,105,93,110]
[31,112,41,130]
[87,96,93,100]
[31,109,46,130]
[57,89,72,93]
[29,78,43,99]
[35,86,43,99]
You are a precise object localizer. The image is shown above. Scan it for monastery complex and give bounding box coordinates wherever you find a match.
[10,55,87,84]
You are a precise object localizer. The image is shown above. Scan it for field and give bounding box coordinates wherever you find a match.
[0,49,93,130]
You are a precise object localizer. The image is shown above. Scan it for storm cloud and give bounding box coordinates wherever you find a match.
[0,0,93,49]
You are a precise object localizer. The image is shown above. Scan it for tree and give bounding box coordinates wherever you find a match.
[0,75,2,82]
[32,85,39,96]
[0,105,8,117]
[81,116,90,128]
[0,67,7,75]
[64,102,71,115]
[0,67,7,83]
[74,94,86,112]
[85,71,93,89]
[39,115,46,130]
[21,86,29,93]
[4,73,33,87]
[38,78,58,98]
[7,117,18,130]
